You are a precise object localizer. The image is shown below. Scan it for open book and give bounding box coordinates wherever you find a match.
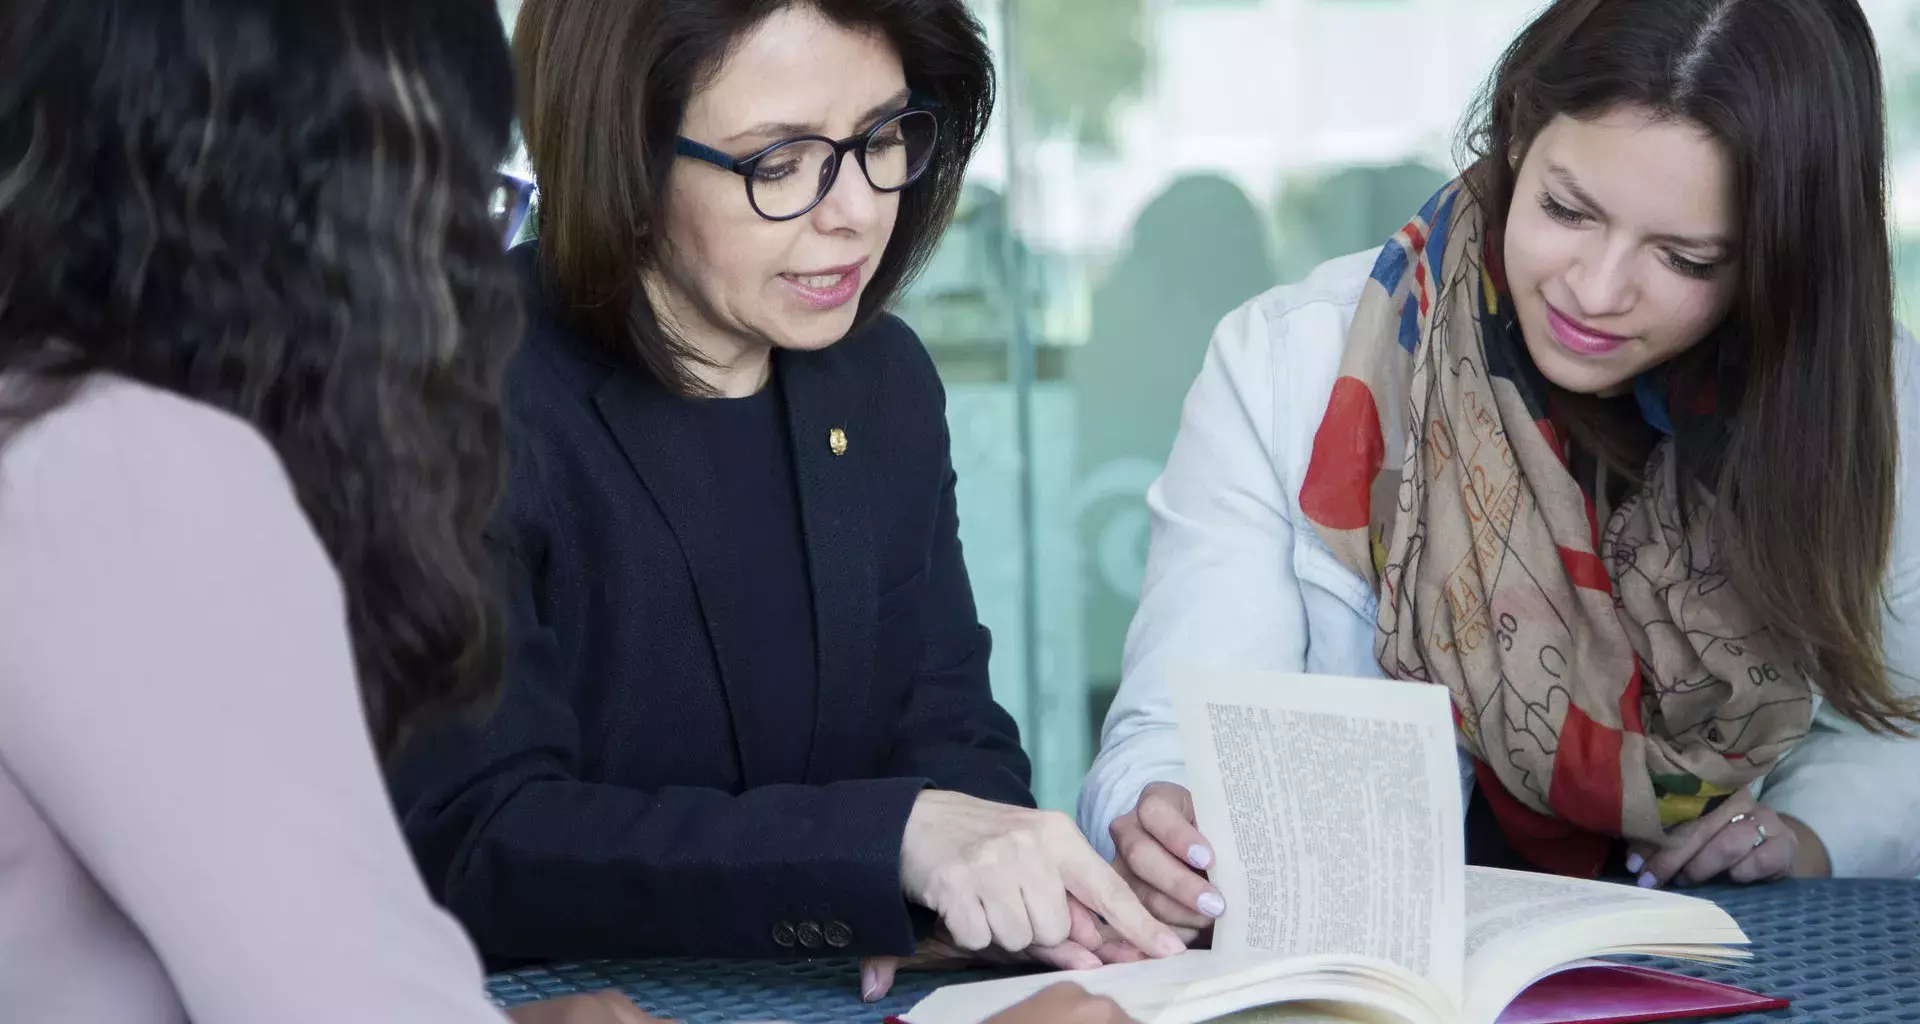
[900,672,1768,1024]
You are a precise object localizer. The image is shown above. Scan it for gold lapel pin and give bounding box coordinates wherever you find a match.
[828,427,848,457]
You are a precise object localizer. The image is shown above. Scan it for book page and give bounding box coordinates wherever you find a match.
[1458,867,1751,1024]
[1173,670,1466,1006]
[898,950,1446,1024]
[1462,867,1745,960]
[895,950,1279,1024]
[1463,868,1659,958]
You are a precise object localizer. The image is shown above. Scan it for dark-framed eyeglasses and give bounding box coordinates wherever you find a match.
[674,107,939,222]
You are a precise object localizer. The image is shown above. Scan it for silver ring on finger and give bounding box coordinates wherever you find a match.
[1727,813,1753,827]
[1751,823,1771,849]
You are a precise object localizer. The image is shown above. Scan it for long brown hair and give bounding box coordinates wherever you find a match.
[513,0,993,395]
[1461,0,1913,730]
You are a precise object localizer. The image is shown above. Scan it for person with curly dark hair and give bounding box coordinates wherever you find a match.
[0,1,664,1021]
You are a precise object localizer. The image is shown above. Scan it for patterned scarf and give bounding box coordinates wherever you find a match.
[1300,182,1814,877]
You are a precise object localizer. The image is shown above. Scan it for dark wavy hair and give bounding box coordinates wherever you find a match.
[0,0,521,756]
[513,0,994,395]
[1461,0,1914,729]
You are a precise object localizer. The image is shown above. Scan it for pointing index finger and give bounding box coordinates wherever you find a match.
[1062,844,1186,958]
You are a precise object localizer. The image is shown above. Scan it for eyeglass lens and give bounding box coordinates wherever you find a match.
[747,110,937,219]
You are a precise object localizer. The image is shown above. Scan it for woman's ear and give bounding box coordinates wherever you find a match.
[1503,122,1528,171]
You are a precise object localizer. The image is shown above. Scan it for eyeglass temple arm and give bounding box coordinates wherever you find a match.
[674,137,744,173]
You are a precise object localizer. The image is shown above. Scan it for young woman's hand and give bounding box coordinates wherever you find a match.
[1626,789,1829,887]
[899,791,1185,966]
[1106,783,1224,944]
[504,991,663,1024]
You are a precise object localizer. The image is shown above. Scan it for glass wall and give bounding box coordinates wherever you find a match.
[495,0,1920,812]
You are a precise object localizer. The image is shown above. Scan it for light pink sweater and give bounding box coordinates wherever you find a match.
[0,376,508,1023]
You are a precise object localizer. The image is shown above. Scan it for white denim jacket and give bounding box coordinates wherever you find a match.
[1078,249,1920,878]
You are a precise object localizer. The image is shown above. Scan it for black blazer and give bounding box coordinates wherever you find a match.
[389,253,1032,963]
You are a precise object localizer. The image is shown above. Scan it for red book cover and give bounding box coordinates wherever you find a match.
[884,963,1787,1024]
[1495,963,1787,1024]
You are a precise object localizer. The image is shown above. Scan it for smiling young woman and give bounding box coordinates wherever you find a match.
[1077,0,1920,945]
[385,0,1181,1001]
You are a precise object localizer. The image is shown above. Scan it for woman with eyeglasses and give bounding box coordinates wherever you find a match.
[1080,0,1920,949]
[386,0,1181,1003]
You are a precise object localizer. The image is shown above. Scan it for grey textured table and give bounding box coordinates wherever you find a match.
[486,879,1920,1022]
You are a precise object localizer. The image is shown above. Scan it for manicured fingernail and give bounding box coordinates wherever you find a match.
[1154,934,1187,957]
[1197,891,1226,918]
[1187,844,1213,870]
[1072,950,1101,970]
[1625,853,1644,874]
[1636,871,1659,889]
[861,966,880,1002]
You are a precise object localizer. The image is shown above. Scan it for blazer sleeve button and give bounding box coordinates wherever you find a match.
[795,921,825,949]
[771,921,798,948]
[824,921,853,948]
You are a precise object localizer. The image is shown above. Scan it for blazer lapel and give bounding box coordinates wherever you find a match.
[593,371,770,786]
[778,348,876,783]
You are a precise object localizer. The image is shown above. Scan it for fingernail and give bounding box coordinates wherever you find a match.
[861,966,880,1002]
[1072,951,1101,970]
[1636,871,1659,889]
[1154,934,1187,957]
[1186,844,1213,870]
[1196,891,1226,918]
[1625,853,1644,874]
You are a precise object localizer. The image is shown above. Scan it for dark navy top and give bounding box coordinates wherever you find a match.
[687,378,818,784]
